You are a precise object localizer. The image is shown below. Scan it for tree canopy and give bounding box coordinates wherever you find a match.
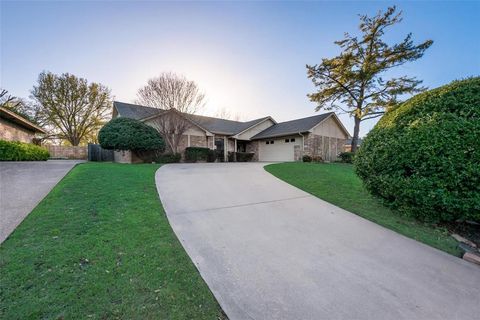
[307,6,433,152]
[31,71,112,146]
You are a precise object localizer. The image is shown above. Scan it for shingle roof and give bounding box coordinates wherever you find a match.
[251,113,334,140]
[113,101,271,135]
[113,101,164,120]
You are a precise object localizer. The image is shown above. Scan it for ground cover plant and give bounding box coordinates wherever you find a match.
[0,163,225,319]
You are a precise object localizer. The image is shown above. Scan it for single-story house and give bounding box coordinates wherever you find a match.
[0,106,46,143]
[112,101,351,162]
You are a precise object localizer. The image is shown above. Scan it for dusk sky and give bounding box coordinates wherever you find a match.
[1,1,479,137]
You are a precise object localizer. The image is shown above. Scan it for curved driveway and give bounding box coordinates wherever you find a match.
[156,163,480,320]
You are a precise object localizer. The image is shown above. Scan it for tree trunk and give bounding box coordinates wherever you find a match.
[351,115,361,153]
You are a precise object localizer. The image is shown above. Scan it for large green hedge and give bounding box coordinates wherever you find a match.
[98,117,165,152]
[185,147,215,162]
[355,77,480,223]
[0,140,50,161]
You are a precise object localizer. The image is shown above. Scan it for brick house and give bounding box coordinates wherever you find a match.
[0,106,46,143]
[112,101,350,162]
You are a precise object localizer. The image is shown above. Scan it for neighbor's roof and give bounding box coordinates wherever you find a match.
[251,113,335,140]
[113,101,164,120]
[113,101,272,135]
[0,106,46,134]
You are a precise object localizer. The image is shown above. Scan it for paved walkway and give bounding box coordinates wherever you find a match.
[0,160,84,244]
[156,163,480,320]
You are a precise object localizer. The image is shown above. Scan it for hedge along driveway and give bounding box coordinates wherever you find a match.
[0,163,225,319]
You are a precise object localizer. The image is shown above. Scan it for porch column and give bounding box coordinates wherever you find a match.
[234,139,237,162]
[224,136,228,162]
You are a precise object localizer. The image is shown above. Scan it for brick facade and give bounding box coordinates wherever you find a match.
[46,145,88,160]
[246,140,259,161]
[303,133,347,162]
[0,118,35,143]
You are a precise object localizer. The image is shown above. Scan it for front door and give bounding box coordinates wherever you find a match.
[215,138,225,162]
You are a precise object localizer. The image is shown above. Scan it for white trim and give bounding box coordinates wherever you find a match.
[231,116,277,139]
[308,113,351,139]
[139,109,214,136]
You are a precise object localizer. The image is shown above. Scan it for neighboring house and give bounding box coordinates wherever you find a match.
[112,101,351,162]
[0,106,46,143]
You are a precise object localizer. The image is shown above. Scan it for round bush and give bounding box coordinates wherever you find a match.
[98,117,165,152]
[355,78,480,223]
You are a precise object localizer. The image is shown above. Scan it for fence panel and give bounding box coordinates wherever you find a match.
[46,145,88,160]
[88,144,114,162]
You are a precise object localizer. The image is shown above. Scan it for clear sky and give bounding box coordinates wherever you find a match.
[1,1,479,137]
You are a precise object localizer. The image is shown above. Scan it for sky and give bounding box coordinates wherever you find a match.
[1,1,479,137]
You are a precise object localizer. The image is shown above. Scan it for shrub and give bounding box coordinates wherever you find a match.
[206,149,216,162]
[227,152,254,162]
[311,155,324,163]
[98,117,165,152]
[185,147,211,162]
[355,77,480,223]
[156,153,181,163]
[302,155,312,162]
[338,152,354,163]
[0,140,49,161]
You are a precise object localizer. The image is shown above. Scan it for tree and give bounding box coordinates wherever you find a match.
[136,72,206,153]
[307,6,433,152]
[31,71,112,146]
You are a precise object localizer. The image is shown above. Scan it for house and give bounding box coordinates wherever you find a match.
[112,101,351,162]
[344,138,363,152]
[0,106,46,143]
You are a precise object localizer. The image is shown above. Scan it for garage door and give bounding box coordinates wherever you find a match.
[258,139,294,161]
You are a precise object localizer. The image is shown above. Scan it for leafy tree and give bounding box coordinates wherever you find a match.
[307,6,433,152]
[0,89,38,124]
[31,72,112,146]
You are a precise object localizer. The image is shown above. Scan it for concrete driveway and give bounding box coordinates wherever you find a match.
[0,160,83,244]
[156,163,480,320]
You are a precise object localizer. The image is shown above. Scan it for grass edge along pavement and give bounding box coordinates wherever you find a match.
[265,162,461,257]
[0,162,226,320]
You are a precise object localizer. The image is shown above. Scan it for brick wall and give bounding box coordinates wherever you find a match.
[46,145,88,160]
[304,133,347,162]
[0,118,34,143]
[246,140,259,161]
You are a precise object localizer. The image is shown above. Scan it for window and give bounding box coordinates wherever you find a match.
[270,140,274,144]
[290,138,295,142]
[266,141,269,144]
[285,139,289,143]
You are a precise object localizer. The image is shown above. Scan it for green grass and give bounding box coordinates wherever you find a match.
[0,163,225,320]
[265,162,461,256]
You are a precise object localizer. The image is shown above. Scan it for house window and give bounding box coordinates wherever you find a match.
[266,141,269,144]
[285,139,289,143]
[290,138,295,142]
[270,140,274,144]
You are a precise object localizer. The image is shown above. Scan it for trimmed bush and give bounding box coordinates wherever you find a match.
[98,117,165,152]
[355,77,480,223]
[156,153,181,163]
[302,155,312,162]
[0,140,49,161]
[227,152,254,162]
[185,147,212,162]
[338,152,354,163]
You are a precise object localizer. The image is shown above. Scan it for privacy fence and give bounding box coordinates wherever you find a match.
[46,145,88,160]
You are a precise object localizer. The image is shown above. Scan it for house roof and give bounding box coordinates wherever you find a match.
[113,101,272,135]
[251,112,335,140]
[113,101,164,120]
[0,106,46,134]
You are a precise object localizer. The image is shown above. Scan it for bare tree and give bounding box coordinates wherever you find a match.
[31,71,112,146]
[136,73,206,153]
[0,89,19,109]
[214,107,243,121]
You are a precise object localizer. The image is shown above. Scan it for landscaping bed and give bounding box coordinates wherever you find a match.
[0,163,225,319]
[265,162,465,256]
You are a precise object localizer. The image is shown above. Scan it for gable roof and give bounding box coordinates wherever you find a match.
[113,101,272,136]
[113,101,164,120]
[0,106,46,134]
[251,112,335,140]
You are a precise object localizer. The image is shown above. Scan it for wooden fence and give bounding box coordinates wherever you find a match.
[46,145,88,160]
[88,144,114,161]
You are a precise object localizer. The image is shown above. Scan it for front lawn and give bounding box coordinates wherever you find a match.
[0,163,225,319]
[265,162,461,256]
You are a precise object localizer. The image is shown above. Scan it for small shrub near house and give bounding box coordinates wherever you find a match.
[338,152,354,163]
[355,77,480,223]
[227,152,254,162]
[98,117,165,155]
[156,153,181,163]
[302,155,312,162]
[0,140,50,161]
[185,147,213,162]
